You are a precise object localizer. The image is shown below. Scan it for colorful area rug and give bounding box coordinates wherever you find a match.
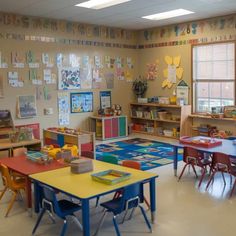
[96,138,183,170]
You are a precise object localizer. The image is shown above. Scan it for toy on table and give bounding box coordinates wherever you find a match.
[91,169,131,185]
[111,104,122,116]
[180,136,222,148]
[26,151,52,164]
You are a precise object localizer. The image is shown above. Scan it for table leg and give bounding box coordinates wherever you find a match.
[149,178,156,224]
[26,177,32,209]
[173,146,178,177]
[82,199,90,236]
[33,181,41,213]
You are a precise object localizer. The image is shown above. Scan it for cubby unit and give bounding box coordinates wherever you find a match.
[130,103,191,139]
[89,116,128,140]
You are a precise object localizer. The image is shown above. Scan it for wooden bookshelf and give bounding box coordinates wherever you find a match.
[130,103,191,139]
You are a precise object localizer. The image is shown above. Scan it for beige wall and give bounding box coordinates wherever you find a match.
[0,12,236,137]
[0,13,138,134]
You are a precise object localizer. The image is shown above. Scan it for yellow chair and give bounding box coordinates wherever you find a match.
[0,164,26,217]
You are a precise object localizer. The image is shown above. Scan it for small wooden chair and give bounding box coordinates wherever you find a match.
[12,147,27,157]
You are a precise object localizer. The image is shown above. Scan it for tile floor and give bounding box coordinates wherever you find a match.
[1,135,236,236]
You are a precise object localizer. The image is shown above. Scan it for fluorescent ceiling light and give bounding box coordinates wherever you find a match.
[75,0,131,9]
[142,9,194,20]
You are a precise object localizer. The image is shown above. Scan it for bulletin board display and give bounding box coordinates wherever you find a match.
[100,91,111,109]
[70,92,93,113]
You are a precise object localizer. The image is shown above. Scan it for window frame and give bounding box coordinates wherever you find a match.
[191,41,236,114]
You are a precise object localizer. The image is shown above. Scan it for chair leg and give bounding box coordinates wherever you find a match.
[230,178,236,198]
[198,168,206,188]
[191,164,198,178]
[113,215,121,236]
[94,210,108,236]
[71,214,83,231]
[95,197,100,207]
[121,209,129,224]
[178,164,189,181]
[0,186,7,201]
[221,172,226,185]
[60,219,68,236]
[144,196,150,209]
[32,208,46,235]
[46,209,56,223]
[5,191,17,217]
[206,171,216,190]
[139,205,152,233]
[128,207,136,221]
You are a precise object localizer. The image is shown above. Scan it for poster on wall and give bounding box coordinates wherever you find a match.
[58,92,70,126]
[58,67,81,90]
[70,92,93,113]
[17,95,37,118]
[100,91,111,109]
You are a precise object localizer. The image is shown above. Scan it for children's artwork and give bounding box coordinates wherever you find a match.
[94,55,102,68]
[43,86,52,100]
[100,91,111,109]
[26,50,39,68]
[69,54,80,68]
[116,68,125,80]
[125,71,133,82]
[146,63,158,80]
[58,92,70,126]
[81,66,92,89]
[92,69,101,82]
[58,67,81,90]
[162,55,183,89]
[42,53,54,67]
[105,56,111,68]
[105,72,114,89]
[115,57,122,68]
[59,113,70,126]
[0,52,8,68]
[82,55,89,67]
[56,53,64,67]
[127,57,133,69]
[11,52,24,68]
[8,72,23,87]
[43,69,52,84]
[17,95,37,118]
[70,92,93,113]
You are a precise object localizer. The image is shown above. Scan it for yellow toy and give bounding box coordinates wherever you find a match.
[62,144,78,157]
[41,145,61,159]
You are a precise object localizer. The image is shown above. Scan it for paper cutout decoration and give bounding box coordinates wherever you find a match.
[162,55,183,89]
[146,63,158,80]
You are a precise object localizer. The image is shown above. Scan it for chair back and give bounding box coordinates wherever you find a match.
[102,154,118,164]
[119,183,143,211]
[183,146,203,166]
[13,147,27,157]
[40,184,61,216]
[122,160,141,170]
[212,152,232,172]
[0,164,14,189]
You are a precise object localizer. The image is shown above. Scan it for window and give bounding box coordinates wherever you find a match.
[192,42,235,113]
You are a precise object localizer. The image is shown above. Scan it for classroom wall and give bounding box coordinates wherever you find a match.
[137,14,236,103]
[0,12,236,138]
[0,12,138,134]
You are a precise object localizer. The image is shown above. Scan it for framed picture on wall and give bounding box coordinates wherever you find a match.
[100,91,111,109]
[70,92,93,113]
[17,95,37,118]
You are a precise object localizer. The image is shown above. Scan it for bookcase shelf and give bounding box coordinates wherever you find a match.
[130,103,191,139]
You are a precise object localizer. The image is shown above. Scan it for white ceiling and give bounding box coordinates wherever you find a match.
[0,0,235,30]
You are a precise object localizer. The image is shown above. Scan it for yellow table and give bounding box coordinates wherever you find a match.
[30,160,158,236]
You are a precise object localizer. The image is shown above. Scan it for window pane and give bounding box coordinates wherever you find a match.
[193,42,235,113]
[197,82,208,98]
[209,83,220,98]
[222,82,234,99]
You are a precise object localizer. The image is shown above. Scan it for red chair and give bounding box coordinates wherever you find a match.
[206,152,236,197]
[178,147,211,188]
[113,160,150,209]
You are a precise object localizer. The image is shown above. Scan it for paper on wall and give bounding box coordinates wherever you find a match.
[168,65,176,83]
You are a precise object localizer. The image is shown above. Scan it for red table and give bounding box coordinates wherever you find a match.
[0,155,66,209]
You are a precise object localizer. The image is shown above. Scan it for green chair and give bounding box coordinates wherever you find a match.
[102,154,118,164]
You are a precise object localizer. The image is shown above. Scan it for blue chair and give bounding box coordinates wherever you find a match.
[32,184,83,236]
[94,183,152,236]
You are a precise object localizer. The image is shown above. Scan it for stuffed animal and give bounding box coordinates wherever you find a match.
[112,104,122,116]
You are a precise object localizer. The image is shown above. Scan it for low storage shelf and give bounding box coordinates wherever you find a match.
[130,103,191,139]
[90,115,128,140]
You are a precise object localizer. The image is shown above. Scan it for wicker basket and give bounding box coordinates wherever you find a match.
[158,112,167,120]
